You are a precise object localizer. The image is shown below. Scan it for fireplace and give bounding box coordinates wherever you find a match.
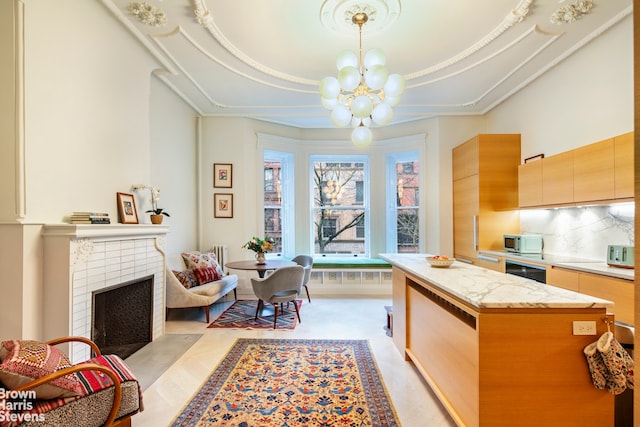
[92,275,154,359]
[42,224,168,363]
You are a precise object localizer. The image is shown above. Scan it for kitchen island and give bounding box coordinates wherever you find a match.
[380,253,615,427]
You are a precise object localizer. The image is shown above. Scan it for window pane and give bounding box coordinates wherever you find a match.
[313,162,365,208]
[397,161,419,207]
[313,208,365,254]
[397,208,419,252]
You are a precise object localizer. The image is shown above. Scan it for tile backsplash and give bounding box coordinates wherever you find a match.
[520,203,634,261]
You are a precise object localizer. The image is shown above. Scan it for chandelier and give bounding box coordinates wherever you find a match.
[320,12,405,147]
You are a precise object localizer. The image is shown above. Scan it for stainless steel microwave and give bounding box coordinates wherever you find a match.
[503,234,543,254]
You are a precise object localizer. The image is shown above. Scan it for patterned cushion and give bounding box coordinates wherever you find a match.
[0,340,83,399]
[173,269,199,289]
[0,354,142,426]
[181,251,225,277]
[193,266,222,285]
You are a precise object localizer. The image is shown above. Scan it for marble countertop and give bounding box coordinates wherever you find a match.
[380,253,613,310]
[480,250,634,280]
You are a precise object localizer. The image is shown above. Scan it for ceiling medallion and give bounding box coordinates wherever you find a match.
[127,2,167,27]
[320,0,401,35]
[550,0,594,24]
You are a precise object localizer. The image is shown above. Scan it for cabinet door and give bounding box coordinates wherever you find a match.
[453,175,479,261]
[573,138,614,203]
[546,266,580,292]
[614,132,634,199]
[518,161,542,207]
[452,137,479,181]
[579,274,634,325]
[542,151,573,205]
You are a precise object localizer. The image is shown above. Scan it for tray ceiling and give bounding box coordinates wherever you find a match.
[104,0,632,129]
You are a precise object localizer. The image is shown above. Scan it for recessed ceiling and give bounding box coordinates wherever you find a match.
[106,0,632,129]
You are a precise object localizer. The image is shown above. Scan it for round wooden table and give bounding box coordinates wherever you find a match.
[225,259,297,278]
[225,259,298,316]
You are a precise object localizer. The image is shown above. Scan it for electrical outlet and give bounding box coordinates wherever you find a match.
[573,321,597,335]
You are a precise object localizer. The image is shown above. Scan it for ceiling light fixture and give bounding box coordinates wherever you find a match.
[319,12,405,147]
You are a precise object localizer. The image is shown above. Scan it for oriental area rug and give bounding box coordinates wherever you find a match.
[171,338,400,426]
[208,300,302,330]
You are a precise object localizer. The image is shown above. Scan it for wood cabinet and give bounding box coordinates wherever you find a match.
[517,160,542,207]
[395,269,614,427]
[573,138,615,203]
[541,150,574,205]
[547,266,633,324]
[518,132,633,208]
[614,131,634,198]
[452,134,521,265]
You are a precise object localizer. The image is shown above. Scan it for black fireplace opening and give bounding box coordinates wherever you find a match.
[92,275,154,360]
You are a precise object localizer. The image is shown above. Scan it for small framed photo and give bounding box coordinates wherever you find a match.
[213,163,233,188]
[117,192,138,224]
[214,193,233,218]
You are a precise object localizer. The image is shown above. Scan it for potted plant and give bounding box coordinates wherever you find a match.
[131,184,170,224]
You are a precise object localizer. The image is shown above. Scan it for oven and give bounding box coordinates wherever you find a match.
[505,260,546,284]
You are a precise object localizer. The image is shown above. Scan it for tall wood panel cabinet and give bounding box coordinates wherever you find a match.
[453,134,521,265]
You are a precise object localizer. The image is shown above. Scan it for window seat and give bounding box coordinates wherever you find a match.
[311,257,391,269]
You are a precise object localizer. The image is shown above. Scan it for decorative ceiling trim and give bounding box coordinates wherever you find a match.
[127,2,167,27]
[319,0,401,35]
[192,0,318,87]
[404,0,534,81]
[150,27,318,110]
[550,0,594,25]
[408,25,562,89]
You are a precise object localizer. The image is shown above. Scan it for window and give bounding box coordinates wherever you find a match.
[263,151,293,256]
[387,152,420,253]
[311,156,368,256]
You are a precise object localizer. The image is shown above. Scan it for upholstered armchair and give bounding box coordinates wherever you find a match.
[291,255,313,303]
[250,265,305,329]
[0,336,142,426]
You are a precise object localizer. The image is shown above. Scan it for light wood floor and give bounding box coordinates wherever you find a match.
[130,296,456,426]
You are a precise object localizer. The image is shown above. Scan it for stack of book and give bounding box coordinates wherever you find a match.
[70,212,111,224]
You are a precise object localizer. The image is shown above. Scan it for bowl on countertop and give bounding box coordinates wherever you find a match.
[426,256,455,268]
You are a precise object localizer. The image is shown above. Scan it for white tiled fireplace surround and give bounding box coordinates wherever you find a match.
[42,225,168,363]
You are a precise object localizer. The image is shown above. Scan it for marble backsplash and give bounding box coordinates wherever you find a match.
[520,203,634,261]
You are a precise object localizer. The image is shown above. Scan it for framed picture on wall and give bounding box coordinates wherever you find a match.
[214,193,233,218]
[116,192,138,224]
[213,163,233,188]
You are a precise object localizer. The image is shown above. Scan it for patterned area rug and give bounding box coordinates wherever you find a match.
[208,299,302,330]
[172,338,400,426]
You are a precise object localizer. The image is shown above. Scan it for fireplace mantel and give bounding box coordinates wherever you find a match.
[42,224,168,362]
[42,223,169,239]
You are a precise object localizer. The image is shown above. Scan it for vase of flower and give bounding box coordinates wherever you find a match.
[243,236,275,264]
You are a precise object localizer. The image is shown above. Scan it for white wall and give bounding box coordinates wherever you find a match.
[486,14,633,158]
[149,75,198,255]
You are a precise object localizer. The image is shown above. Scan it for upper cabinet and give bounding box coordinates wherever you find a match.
[614,132,634,198]
[453,134,521,264]
[573,138,614,203]
[518,132,634,208]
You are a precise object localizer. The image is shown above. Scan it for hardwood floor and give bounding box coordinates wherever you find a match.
[129,296,456,426]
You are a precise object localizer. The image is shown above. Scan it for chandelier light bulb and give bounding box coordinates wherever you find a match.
[338,66,360,91]
[331,104,352,127]
[351,126,372,147]
[371,103,393,125]
[365,64,389,90]
[336,51,358,71]
[384,95,401,107]
[320,76,340,99]
[384,74,405,97]
[364,48,386,68]
[321,97,338,110]
[351,95,373,119]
